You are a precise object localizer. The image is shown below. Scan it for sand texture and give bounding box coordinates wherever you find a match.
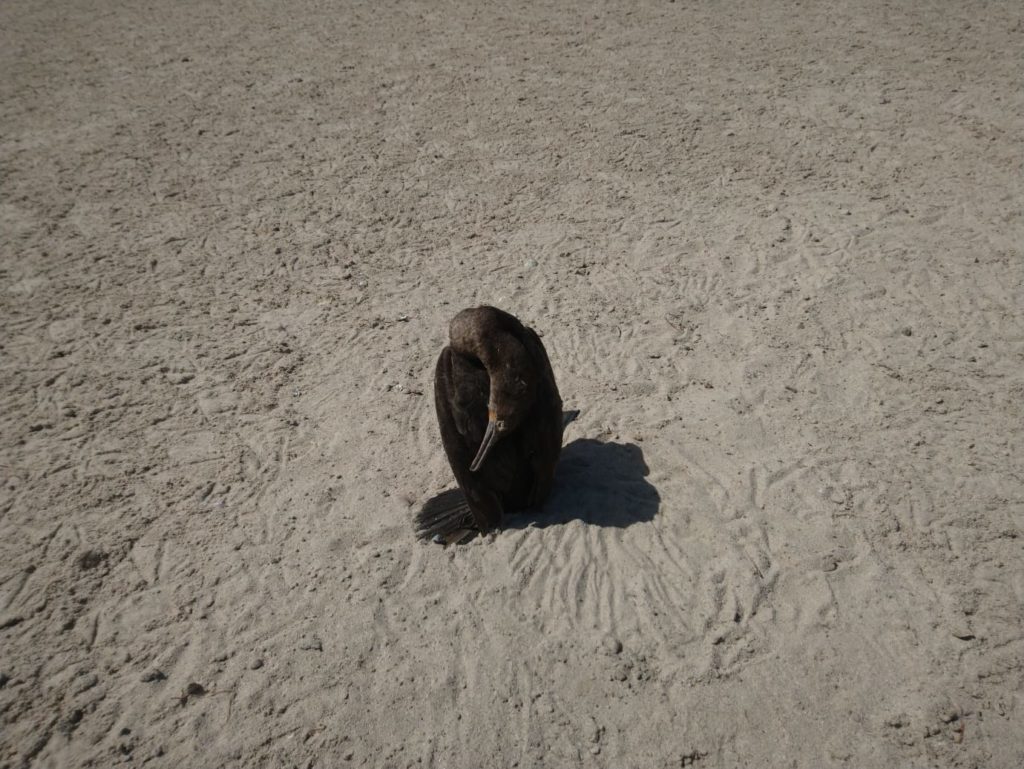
[2,0,1023,767]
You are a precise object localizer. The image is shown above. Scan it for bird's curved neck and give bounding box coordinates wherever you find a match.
[451,324,505,374]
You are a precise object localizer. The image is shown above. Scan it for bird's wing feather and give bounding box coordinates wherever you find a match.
[436,346,488,449]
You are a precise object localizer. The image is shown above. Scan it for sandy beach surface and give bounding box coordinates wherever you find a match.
[2,1,1023,767]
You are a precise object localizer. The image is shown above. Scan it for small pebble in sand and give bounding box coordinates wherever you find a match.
[179,682,206,705]
[59,708,84,735]
[77,549,107,571]
[950,625,975,641]
[602,637,623,655]
[250,658,264,670]
[940,707,961,724]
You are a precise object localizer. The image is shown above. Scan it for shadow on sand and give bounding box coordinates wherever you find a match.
[504,438,660,530]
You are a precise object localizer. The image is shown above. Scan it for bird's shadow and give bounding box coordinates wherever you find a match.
[504,438,660,530]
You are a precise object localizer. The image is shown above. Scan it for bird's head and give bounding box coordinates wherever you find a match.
[469,359,537,472]
[449,306,541,473]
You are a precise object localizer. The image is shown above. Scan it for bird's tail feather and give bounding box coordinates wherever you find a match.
[415,488,474,541]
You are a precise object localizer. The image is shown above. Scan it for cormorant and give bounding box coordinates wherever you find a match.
[416,306,565,544]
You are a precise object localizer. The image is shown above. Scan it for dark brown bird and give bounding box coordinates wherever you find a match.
[416,306,565,544]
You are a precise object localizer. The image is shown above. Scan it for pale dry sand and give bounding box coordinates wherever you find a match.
[2,1,1023,767]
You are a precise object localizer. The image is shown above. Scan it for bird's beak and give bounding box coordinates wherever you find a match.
[470,412,499,472]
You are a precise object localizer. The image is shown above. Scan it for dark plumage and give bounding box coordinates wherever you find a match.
[416,306,565,543]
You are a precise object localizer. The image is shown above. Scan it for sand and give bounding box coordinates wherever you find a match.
[2,0,1023,767]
